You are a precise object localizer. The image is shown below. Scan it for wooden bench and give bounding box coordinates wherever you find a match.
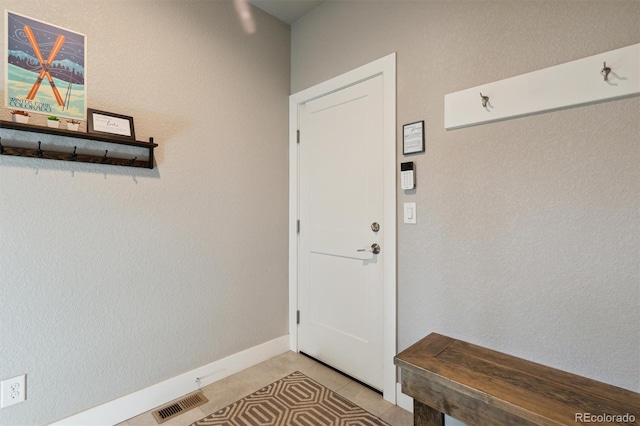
[394,333,640,425]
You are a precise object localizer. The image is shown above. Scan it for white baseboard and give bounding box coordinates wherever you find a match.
[49,335,290,426]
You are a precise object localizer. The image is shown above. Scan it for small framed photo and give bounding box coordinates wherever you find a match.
[87,108,136,140]
[403,120,425,155]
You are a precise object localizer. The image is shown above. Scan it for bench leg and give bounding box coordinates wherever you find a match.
[414,400,445,426]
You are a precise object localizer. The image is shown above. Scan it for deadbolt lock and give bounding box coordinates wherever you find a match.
[371,222,380,232]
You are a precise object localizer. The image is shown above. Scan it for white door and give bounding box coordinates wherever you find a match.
[298,75,385,390]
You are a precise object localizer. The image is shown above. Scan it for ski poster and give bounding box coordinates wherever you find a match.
[5,10,86,120]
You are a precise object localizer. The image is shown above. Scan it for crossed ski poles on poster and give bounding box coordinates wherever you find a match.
[23,25,66,106]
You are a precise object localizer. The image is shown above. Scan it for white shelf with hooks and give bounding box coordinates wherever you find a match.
[444,43,639,130]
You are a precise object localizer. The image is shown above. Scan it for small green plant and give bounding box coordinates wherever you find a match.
[48,115,59,121]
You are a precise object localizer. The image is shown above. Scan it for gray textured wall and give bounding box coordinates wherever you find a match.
[0,1,290,424]
[292,0,640,392]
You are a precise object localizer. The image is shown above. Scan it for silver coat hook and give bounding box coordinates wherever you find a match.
[480,93,489,108]
[601,62,611,81]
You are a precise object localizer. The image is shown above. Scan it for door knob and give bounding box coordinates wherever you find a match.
[357,243,381,255]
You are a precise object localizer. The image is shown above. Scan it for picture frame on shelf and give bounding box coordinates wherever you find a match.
[87,108,136,140]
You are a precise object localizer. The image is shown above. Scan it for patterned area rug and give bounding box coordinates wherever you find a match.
[191,371,390,425]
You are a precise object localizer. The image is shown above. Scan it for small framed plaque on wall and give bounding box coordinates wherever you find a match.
[403,120,424,155]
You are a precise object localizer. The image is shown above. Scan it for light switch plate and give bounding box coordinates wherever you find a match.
[404,202,417,224]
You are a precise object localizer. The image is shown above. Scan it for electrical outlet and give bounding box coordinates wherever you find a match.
[1,375,26,408]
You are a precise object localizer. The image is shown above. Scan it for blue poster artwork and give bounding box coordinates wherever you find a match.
[5,11,86,120]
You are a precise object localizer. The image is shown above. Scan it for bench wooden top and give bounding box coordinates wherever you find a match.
[394,333,640,425]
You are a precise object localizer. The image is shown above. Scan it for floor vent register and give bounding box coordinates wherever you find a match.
[151,391,209,424]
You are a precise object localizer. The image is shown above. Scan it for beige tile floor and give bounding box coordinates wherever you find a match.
[117,351,412,426]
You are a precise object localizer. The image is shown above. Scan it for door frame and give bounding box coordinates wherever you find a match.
[288,53,397,403]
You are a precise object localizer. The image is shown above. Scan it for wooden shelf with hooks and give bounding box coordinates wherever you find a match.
[0,120,157,169]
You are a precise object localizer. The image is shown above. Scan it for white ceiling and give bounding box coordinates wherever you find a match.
[248,0,325,24]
